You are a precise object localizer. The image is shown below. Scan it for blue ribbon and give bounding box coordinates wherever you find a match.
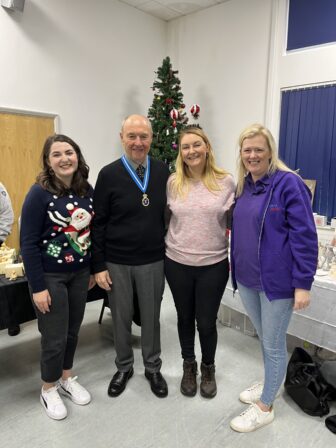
[121,155,150,193]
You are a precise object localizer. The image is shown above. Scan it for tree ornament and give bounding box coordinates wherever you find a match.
[148,56,189,171]
[170,108,179,120]
[172,143,178,150]
[190,104,200,118]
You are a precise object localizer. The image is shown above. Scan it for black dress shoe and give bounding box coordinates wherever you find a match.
[145,370,168,398]
[8,325,20,336]
[108,368,134,397]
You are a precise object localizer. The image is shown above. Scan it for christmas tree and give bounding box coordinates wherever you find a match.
[148,56,188,170]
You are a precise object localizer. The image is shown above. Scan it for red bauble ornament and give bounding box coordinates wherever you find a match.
[190,104,200,118]
[181,104,185,108]
[165,98,173,105]
[172,120,177,128]
[170,108,179,120]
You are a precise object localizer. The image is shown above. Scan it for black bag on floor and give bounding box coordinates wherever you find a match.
[285,347,336,417]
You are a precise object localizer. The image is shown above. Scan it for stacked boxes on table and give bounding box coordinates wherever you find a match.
[0,243,24,279]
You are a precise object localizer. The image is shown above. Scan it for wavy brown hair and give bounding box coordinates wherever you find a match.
[36,134,90,196]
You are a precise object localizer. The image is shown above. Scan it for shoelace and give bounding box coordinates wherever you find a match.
[62,376,79,391]
[43,384,63,403]
[240,404,258,417]
[246,382,263,392]
[202,366,214,382]
[246,383,263,392]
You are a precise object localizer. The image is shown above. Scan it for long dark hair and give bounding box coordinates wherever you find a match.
[36,134,90,196]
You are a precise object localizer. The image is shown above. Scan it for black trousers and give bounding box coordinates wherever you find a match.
[165,257,229,365]
[32,267,90,383]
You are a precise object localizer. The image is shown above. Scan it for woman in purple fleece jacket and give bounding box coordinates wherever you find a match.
[229,124,318,433]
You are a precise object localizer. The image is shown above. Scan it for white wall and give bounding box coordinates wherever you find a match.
[266,0,336,141]
[0,0,167,183]
[167,0,273,175]
[2,0,334,182]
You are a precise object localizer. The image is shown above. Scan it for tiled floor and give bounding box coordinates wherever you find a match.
[1,285,335,448]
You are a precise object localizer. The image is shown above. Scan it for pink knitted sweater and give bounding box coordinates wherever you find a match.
[165,175,235,266]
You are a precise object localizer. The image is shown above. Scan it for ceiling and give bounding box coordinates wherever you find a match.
[118,0,230,21]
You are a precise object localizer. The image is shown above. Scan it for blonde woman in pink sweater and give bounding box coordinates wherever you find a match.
[165,125,235,399]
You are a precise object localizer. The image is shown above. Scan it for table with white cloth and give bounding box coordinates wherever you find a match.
[221,275,336,353]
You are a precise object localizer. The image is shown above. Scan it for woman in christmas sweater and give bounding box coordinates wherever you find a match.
[20,134,94,420]
[165,125,235,398]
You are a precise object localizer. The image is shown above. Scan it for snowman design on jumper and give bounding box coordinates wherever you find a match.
[48,203,92,256]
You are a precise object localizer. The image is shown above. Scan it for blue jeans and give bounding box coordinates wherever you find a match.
[237,282,293,407]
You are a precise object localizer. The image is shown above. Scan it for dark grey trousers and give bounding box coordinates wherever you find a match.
[106,260,165,373]
[32,267,90,383]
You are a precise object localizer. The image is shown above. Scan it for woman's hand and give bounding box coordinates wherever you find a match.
[293,288,310,311]
[88,275,96,290]
[33,290,51,314]
[95,270,112,291]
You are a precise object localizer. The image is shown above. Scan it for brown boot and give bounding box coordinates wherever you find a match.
[180,360,197,397]
[200,362,216,398]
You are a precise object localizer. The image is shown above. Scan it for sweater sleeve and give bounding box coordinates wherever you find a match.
[20,185,49,293]
[0,183,14,242]
[282,174,318,290]
[91,167,111,273]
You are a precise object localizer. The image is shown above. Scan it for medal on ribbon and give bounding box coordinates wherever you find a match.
[121,155,150,207]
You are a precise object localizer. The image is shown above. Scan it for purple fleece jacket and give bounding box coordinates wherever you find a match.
[231,170,318,300]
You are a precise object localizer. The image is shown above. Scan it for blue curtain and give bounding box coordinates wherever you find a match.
[279,85,336,221]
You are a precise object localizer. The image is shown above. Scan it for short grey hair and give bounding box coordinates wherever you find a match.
[121,114,153,134]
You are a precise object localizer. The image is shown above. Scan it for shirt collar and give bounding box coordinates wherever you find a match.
[245,172,271,194]
[124,154,148,171]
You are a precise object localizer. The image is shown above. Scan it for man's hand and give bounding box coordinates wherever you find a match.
[293,288,310,311]
[95,270,112,291]
[33,290,52,314]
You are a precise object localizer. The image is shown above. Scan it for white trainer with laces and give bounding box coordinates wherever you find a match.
[239,382,264,404]
[230,403,274,433]
[239,381,281,404]
[40,385,67,420]
[59,376,91,405]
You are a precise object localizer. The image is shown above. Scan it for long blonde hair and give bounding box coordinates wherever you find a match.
[236,123,296,197]
[170,126,229,198]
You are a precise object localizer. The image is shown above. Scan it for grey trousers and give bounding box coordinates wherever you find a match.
[106,260,165,373]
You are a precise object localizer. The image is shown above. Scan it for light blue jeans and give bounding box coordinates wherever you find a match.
[237,282,294,407]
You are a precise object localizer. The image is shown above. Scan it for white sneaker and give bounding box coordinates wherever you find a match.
[230,403,274,433]
[59,376,91,405]
[239,382,280,404]
[40,385,67,420]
